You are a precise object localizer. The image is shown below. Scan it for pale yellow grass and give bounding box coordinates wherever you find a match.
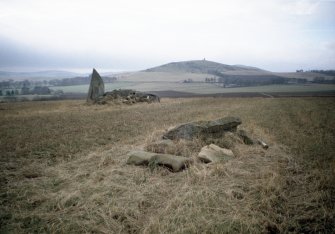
[0,97,334,233]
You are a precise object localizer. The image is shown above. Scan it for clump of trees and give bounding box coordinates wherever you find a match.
[294,69,335,83]
[309,70,335,76]
[205,77,217,83]
[312,77,335,84]
[0,89,19,96]
[0,87,51,96]
[0,75,117,96]
[49,76,117,86]
[207,70,287,87]
[0,76,117,90]
[183,79,194,83]
[0,79,32,90]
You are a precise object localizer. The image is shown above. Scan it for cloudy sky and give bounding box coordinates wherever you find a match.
[0,0,334,72]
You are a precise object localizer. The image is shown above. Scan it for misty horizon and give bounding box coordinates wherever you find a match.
[1,0,335,73]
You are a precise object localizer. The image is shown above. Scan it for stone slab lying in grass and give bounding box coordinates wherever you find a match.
[126,151,156,165]
[150,154,192,172]
[163,116,242,140]
[198,144,235,163]
[126,150,192,172]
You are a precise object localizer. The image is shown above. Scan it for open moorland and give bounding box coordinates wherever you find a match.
[0,97,334,233]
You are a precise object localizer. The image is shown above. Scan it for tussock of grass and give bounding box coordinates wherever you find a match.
[1,98,334,233]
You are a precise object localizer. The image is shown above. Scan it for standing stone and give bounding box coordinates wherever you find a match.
[87,68,105,102]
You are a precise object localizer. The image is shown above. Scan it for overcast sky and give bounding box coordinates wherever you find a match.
[0,0,334,72]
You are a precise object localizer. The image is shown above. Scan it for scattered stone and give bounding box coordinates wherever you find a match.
[126,151,156,166]
[198,144,235,163]
[237,129,255,145]
[126,150,192,172]
[87,68,105,102]
[149,154,192,172]
[86,69,160,105]
[96,89,160,105]
[126,117,260,171]
[163,117,242,140]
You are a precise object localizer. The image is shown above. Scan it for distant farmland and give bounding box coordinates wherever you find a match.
[52,81,335,95]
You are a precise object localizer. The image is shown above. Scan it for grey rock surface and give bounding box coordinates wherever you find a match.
[149,154,192,172]
[198,144,235,163]
[87,68,105,102]
[126,151,156,165]
[163,117,242,140]
[126,150,192,172]
[97,89,160,105]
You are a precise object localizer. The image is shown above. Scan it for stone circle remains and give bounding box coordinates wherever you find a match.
[86,69,268,171]
[87,68,160,104]
[127,116,269,172]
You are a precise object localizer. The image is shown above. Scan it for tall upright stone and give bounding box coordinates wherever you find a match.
[87,68,105,102]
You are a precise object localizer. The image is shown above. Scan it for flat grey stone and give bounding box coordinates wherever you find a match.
[126,151,156,165]
[163,117,242,140]
[149,154,192,172]
[198,144,235,163]
[126,150,192,172]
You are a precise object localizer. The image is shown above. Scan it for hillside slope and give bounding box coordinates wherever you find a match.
[120,60,281,83]
[125,60,332,83]
[144,60,265,74]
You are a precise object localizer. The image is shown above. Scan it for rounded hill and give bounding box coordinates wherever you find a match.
[144,60,264,73]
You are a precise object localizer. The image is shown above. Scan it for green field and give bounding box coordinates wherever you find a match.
[53,82,335,94]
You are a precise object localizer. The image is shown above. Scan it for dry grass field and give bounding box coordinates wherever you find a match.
[0,97,334,233]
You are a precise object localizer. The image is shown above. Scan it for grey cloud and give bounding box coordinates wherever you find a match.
[0,36,155,71]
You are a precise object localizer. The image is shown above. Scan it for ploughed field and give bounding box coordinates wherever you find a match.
[0,97,334,233]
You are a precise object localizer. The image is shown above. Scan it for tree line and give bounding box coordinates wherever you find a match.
[0,76,117,90]
[207,70,289,86]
